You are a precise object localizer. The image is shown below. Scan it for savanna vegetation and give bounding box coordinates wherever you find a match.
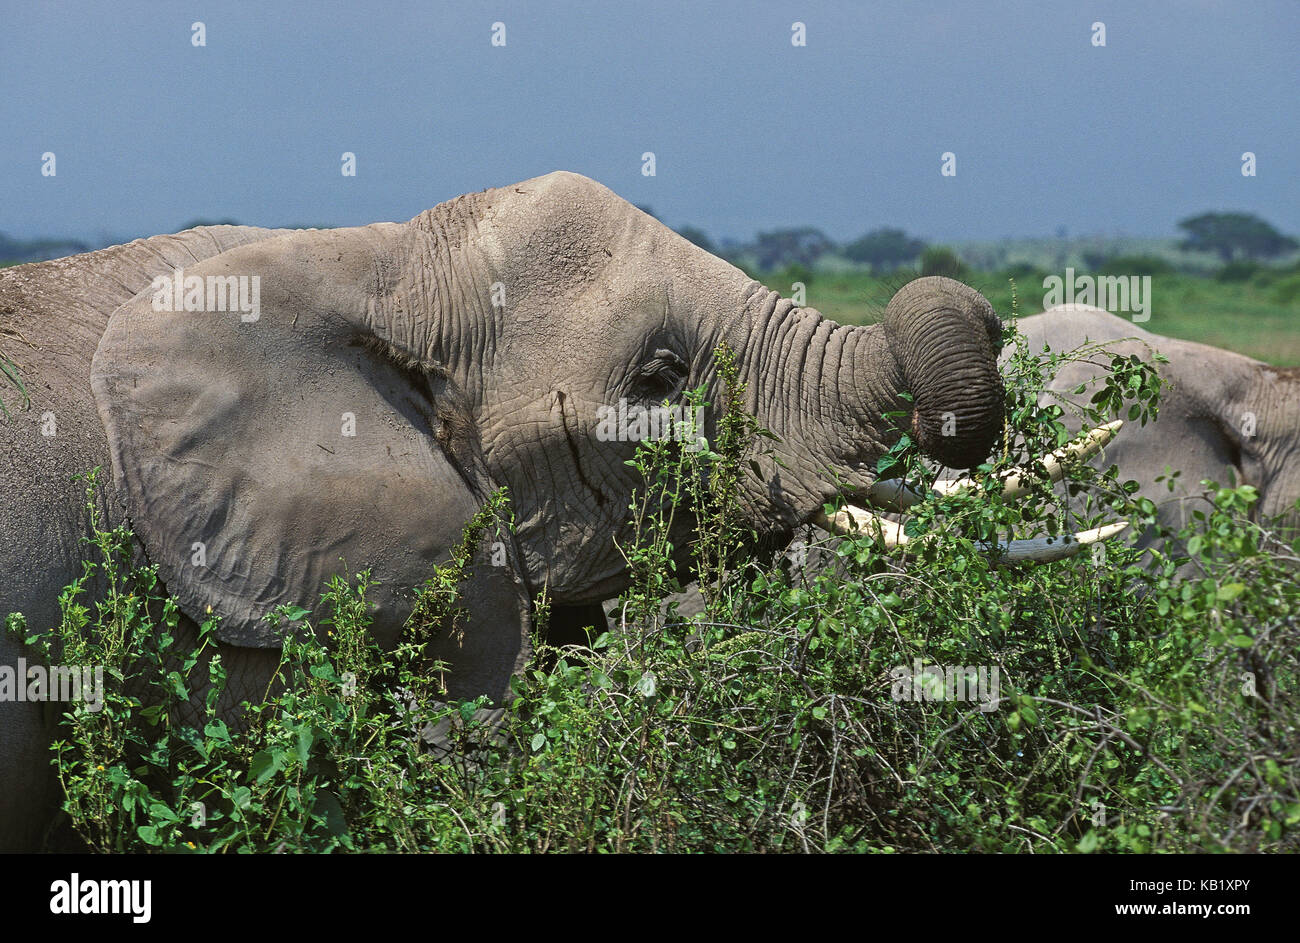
[718,209,1300,365]
[12,333,1298,853]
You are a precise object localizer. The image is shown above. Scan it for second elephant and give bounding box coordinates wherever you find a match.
[1015,305,1300,548]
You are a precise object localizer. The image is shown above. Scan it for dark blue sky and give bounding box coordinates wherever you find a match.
[3,0,1296,244]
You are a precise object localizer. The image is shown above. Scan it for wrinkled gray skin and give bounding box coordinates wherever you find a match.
[0,172,1005,848]
[1015,305,1300,551]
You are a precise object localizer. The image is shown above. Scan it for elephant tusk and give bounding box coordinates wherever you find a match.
[931,420,1123,501]
[813,504,909,546]
[864,421,1123,510]
[982,521,1130,563]
[813,505,1130,564]
[861,477,927,511]
[821,421,1129,563]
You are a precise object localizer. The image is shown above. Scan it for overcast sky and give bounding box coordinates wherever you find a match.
[2,0,1296,244]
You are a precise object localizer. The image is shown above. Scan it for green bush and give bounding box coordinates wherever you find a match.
[1271,273,1300,306]
[1215,260,1260,282]
[920,246,968,279]
[1097,255,1175,276]
[774,262,813,290]
[11,338,1298,853]
[1001,262,1049,283]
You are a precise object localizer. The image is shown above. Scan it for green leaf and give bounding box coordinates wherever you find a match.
[249,750,281,784]
[296,727,315,764]
[149,801,181,824]
[530,732,546,752]
[137,825,162,846]
[310,664,340,682]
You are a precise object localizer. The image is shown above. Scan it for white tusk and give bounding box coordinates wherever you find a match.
[862,478,927,511]
[932,420,1123,501]
[813,505,909,546]
[814,505,1130,564]
[983,521,1129,563]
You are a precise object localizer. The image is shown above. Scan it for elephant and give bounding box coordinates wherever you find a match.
[0,171,1109,849]
[1008,305,1300,553]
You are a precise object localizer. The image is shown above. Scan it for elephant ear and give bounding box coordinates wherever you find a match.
[90,227,530,696]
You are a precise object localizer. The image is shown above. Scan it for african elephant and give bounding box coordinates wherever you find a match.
[1012,305,1300,550]
[2,171,1102,849]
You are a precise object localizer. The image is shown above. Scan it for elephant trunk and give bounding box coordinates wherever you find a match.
[881,276,1005,469]
[724,275,1006,531]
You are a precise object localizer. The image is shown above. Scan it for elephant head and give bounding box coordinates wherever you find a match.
[91,171,1015,702]
[1212,363,1300,533]
[1013,305,1300,547]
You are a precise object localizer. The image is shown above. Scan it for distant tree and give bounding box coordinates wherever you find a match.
[0,232,90,264]
[774,262,813,288]
[1081,250,1112,271]
[1215,260,1259,283]
[1003,261,1048,281]
[1177,212,1298,262]
[676,225,716,255]
[1098,255,1174,276]
[920,246,967,279]
[750,227,834,271]
[843,227,926,270]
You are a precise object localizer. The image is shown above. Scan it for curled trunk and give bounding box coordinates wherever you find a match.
[882,276,1005,470]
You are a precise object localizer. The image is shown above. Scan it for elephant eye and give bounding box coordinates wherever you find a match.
[633,348,689,401]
